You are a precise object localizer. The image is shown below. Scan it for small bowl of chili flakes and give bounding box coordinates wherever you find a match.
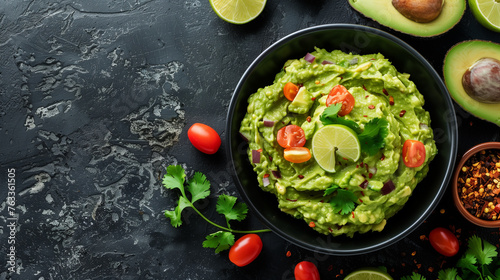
[452,142,500,227]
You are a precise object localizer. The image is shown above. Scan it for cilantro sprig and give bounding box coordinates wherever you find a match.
[162,165,270,253]
[320,104,389,156]
[324,184,358,215]
[402,235,500,280]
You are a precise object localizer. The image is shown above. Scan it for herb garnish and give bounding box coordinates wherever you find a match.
[162,165,270,253]
[324,184,358,215]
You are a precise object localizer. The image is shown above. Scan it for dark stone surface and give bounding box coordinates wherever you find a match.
[0,0,499,279]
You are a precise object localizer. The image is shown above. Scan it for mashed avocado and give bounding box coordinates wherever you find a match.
[239,47,437,237]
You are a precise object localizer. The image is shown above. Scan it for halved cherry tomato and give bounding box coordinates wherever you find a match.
[429,227,459,257]
[229,234,263,267]
[402,139,426,168]
[325,85,355,116]
[283,82,299,101]
[294,261,320,280]
[284,147,311,163]
[187,123,221,154]
[277,125,306,148]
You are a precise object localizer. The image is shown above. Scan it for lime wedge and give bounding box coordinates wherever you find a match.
[344,268,394,280]
[311,125,360,172]
[209,0,266,24]
[469,0,500,32]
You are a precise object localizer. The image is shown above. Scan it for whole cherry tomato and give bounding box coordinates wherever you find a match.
[402,139,426,168]
[187,123,221,154]
[283,82,300,101]
[429,227,460,257]
[325,85,355,116]
[277,125,306,148]
[229,234,263,267]
[294,261,320,280]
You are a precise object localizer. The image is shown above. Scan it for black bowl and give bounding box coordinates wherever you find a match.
[226,24,458,255]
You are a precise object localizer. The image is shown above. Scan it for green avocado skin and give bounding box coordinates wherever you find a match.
[348,0,466,37]
[240,48,438,237]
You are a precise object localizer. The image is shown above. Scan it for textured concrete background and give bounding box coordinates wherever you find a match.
[0,0,499,279]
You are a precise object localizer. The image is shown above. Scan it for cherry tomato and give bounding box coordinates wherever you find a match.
[277,125,306,149]
[429,227,460,257]
[294,261,320,280]
[187,123,221,154]
[402,139,426,168]
[229,234,263,267]
[325,85,355,116]
[283,82,299,101]
[283,147,311,163]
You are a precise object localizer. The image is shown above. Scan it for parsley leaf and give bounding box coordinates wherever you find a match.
[216,194,249,224]
[358,118,389,156]
[161,165,270,253]
[203,231,235,253]
[323,184,358,215]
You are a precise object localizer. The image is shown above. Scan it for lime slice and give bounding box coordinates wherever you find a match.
[209,0,266,24]
[469,0,500,32]
[344,268,394,280]
[311,125,360,172]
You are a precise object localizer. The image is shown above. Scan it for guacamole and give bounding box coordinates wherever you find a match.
[239,47,437,237]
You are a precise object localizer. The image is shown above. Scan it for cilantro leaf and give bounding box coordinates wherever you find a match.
[164,196,191,228]
[320,105,362,134]
[358,118,389,156]
[467,235,498,266]
[325,186,358,215]
[203,231,235,254]
[187,172,211,204]
[438,268,461,280]
[401,272,427,280]
[162,165,186,192]
[216,194,248,223]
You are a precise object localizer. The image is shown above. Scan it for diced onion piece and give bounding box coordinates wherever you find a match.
[252,150,261,164]
[381,180,396,195]
[263,119,275,127]
[349,58,359,65]
[263,176,270,187]
[239,132,250,142]
[368,166,377,175]
[304,53,316,63]
[322,60,333,65]
[419,123,429,130]
[271,170,281,179]
[359,180,368,189]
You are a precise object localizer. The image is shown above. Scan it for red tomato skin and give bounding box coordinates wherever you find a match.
[277,125,306,148]
[229,234,263,267]
[187,123,221,154]
[325,85,355,116]
[294,261,320,280]
[429,227,460,257]
[402,139,426,168]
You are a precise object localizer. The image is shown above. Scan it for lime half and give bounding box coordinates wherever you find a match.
[209,0,266,24]
[469,0,500,32]
[311,125,360,173]
[344,268,394,280]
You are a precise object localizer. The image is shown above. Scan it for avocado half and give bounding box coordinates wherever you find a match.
[348,0,466,37]
[443,40,500,126]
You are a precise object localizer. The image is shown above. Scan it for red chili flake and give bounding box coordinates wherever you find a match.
[352,211,355,218]
[362,174,366,178]
[363,115,368,117]
[399,110,406,117]
[311,97,316,101]
[356,165,359,168]
[257,148,263,152]
[359,199,363,203]
[365,95,369,98]
[309,221,316,228]
[286,199,298,202]
[343,157,348,160]
[286,251,292,257]
[306,116,312,122]
[368,105,375,109]
[360,162,364,167]
[383,88,388,96]
[339,76,343,80]
[381,154,386,161]
[298,174,304,179]
[368,173,373,179]
[263,174,270,178]
[269,156,273,161]
[363,85,367,91]
[361,191,365,196]
[389,96,394,105]
[328,265,333,271]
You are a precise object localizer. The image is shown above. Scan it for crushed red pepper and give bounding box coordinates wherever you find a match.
[457,149,500,220]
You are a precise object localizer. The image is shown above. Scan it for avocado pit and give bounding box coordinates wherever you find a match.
[392,0,444,23]
[462,57,500,104]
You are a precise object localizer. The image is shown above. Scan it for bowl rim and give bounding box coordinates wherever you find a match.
[226,23,458,255]
[452,142,500,228]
